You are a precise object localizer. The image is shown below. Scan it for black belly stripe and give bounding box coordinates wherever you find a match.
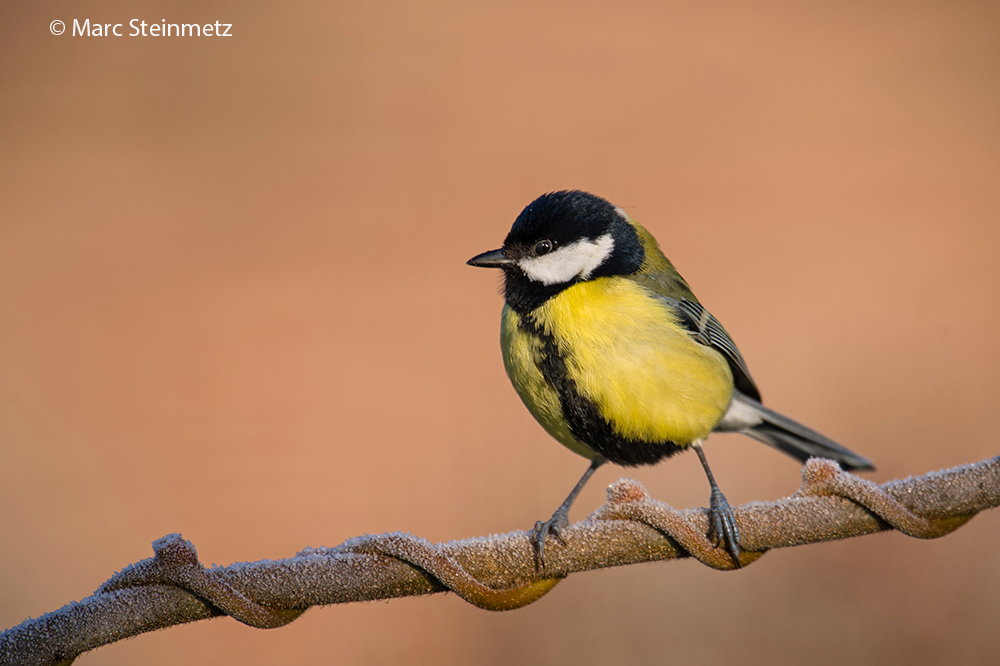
[519,314,685,467]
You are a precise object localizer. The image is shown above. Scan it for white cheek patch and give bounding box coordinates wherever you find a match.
[517,233,615,286]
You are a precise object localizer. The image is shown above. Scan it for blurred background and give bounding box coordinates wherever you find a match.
[2,1,999,664]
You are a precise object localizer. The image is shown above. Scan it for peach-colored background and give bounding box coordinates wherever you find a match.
[2,2,999,664]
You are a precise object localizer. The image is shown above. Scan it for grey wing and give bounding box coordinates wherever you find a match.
[663,297,762,402]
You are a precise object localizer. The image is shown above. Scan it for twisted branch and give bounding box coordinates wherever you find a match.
[2,456,998,666]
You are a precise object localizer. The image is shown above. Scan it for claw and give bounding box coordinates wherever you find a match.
[707,486,742,568]
[692,441,743,568]
[529,459,605,569]
[530,520,547,564]
[549,519,567,545]
[531,508,569,568]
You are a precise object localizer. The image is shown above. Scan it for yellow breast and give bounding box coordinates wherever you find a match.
[502,278,734,454]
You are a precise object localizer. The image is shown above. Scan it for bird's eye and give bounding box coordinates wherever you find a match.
[533,240,554,256]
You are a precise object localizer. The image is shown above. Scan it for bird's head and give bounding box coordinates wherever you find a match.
[468,190,644,313]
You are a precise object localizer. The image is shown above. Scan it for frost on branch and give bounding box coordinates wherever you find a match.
[2,456,998,666]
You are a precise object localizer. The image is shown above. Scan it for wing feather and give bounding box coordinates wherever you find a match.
[664,297,762,402]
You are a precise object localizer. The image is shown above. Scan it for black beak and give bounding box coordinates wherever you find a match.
[467,248,513,268]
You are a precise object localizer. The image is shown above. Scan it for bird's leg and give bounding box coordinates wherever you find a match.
[531,457,605,568]
[692,440,742,568]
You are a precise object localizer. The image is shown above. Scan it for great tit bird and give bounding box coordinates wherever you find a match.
[468,190,874,567]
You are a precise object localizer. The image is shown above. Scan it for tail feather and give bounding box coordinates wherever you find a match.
[720,393,875,471]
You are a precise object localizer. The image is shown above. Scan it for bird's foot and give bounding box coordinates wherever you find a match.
[707,486,743,568]
[530,507,569,569]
